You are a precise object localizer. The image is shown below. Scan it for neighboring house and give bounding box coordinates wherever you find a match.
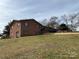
[9,19,44,38]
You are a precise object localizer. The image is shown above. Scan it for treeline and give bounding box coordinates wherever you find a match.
[41,12,79,32]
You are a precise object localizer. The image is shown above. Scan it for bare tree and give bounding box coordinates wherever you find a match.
[61,13,79,31]
[61,15,69,25]
[68,13,79,31]
[41,19,48,26]
[47,16,59,29]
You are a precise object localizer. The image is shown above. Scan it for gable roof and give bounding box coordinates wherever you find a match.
[9,19,43,27]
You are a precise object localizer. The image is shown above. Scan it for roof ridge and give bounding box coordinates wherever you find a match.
[10,19,43,27]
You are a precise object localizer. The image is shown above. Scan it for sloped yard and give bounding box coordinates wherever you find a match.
[0,33,79,59]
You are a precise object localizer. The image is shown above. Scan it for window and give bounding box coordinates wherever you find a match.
[17,23,20,27]
[12,26,13,29]
[25,23,28,27]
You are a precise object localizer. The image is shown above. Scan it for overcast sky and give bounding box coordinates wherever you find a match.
[0,0,79,33]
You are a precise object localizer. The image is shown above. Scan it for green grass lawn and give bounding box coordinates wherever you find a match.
[0,33,79,59]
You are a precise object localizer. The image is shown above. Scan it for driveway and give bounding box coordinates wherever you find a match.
[54,32,79,35]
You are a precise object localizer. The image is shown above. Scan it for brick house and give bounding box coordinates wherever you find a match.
[9,19,44,38]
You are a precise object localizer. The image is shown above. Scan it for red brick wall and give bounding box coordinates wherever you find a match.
[21,21,41,36]
[10,22,21,38]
